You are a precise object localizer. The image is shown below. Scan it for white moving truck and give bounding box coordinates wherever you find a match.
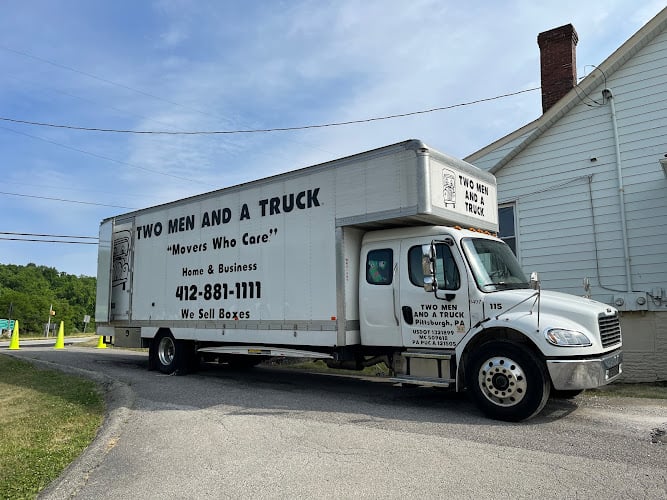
[95,140,622,421]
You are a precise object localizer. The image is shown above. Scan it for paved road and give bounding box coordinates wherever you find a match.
[4,346,667,499]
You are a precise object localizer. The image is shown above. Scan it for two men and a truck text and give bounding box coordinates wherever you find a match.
[95,140,623,421]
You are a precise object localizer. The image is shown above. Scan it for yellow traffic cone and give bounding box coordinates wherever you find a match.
[8,320,20,350]
[96,335,107,349]
[54,321,65,349]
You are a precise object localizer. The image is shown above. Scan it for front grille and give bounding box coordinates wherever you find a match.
[599,313,622,347]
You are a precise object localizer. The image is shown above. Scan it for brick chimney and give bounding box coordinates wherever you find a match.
[537,24,578,113]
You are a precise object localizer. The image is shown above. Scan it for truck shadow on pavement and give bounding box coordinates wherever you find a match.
[7,347,581,428]
[116,353,580,427]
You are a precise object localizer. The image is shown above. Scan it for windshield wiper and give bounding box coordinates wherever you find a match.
[483,282,530,291]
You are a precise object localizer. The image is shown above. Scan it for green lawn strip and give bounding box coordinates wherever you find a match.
[0,355,104,499]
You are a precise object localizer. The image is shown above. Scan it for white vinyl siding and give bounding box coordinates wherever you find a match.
[472,27,667,304]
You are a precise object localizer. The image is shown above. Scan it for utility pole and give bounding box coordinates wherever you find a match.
[4,302,12,337]
[46,304,55,337]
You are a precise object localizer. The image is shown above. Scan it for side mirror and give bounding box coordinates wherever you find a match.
[582,277,591,298]
[422,244,437,292]
[530,271,540,290]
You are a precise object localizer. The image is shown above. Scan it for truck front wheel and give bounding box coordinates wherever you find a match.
[466,341,550,422]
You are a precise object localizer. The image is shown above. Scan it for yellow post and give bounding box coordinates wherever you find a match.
[54,321,65,349]
[96,335,107,349]
[8,320,20,350]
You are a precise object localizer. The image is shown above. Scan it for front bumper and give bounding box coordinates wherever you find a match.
[547,349,623,390]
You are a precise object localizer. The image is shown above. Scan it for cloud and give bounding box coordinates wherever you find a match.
[1,0,665,276]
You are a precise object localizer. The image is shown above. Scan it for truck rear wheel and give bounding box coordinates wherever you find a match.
[466,341,550,422]
[152,332,178,374]
[157,334,177,373]
[150,331,197,375]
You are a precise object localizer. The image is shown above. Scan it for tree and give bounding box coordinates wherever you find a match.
[0,264,96,336]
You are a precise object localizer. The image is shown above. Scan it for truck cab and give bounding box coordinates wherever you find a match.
[359,225,623,421]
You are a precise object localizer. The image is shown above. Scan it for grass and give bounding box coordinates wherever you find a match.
[0,355,104,499]
[77,337,106,348]
[270,359,391,377]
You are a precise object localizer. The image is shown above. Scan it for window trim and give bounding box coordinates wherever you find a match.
[498,202,519,258]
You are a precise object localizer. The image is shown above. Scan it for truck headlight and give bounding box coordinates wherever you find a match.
[545,328,592,347]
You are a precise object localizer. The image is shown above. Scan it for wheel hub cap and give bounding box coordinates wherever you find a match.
[158,337,175,366]
[478,356,527,407]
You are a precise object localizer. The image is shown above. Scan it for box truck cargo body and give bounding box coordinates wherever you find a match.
[96,140,622,421]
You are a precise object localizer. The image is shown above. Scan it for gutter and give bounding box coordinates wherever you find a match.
[602,88,632,292]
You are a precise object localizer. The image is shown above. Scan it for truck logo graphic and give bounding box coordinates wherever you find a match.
[112,230,131,290]
[442,168,456,207]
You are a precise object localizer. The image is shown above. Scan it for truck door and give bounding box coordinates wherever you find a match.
[359,241,402,346]
[110,219,134,321]
[399,238,470,349]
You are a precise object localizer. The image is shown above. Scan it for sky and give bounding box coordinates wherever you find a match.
[1,0,665,277]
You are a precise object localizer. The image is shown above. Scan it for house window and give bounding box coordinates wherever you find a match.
[498,204,517,255]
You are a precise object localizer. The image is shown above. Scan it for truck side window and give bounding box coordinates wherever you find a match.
[408,245,460,290]
[366,249,393,285]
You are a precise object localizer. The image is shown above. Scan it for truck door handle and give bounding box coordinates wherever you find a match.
[401,306,413,325]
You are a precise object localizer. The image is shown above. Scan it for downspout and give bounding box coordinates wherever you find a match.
[602,88,632,292]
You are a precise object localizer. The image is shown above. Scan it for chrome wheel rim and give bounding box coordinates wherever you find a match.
[158,337,175,366]
[478,356,527,407]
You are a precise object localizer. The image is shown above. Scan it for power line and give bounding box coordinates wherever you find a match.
[0,87,541,135]
[3,72,193,134]
[0,45,209,117]
[0,237,98,245]
[1,45,335,158]
[0,125,212,186]
[0,86,541,212]
[0,190,138,209]
[8,45,536,135]
[0,231,99,245]
[0,231,97,239]
[6,179,157,201]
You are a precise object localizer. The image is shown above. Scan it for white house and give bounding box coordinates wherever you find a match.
[466,8,667,382]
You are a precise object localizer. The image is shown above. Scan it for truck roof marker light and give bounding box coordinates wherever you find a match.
[454,226,462,230]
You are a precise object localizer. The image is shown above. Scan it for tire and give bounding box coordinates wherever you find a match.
[466,341,550,422]
[150,331,197,375]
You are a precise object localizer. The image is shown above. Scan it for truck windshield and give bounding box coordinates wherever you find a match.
[461,238,529,291]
